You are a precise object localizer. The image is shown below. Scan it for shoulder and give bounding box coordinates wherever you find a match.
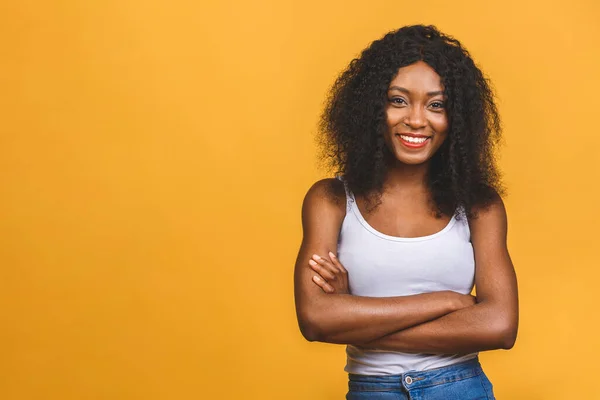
[468,189,508,243]
[302,178,346,214]
[301,178,347,227]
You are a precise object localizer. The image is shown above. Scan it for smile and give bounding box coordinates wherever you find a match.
[396,134,431,148]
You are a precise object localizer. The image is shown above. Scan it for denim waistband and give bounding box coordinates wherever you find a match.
[348,357,483,390]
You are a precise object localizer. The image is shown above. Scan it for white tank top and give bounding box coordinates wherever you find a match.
[336,176,478,375]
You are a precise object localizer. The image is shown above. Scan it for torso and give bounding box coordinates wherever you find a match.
[354,190,452,239]
[335,176,478,374]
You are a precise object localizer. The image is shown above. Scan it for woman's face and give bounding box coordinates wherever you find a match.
[383,61,449,166]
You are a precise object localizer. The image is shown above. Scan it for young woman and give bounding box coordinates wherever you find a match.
[294,25,518,399]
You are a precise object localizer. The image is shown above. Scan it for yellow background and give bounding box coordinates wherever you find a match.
[1,1,599,399]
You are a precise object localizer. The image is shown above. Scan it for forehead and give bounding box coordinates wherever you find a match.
[388,61,443,91]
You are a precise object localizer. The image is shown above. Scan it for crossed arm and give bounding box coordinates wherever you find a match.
[293,179,519,354]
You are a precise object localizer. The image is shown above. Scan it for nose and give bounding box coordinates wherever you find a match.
[403,106,427,129]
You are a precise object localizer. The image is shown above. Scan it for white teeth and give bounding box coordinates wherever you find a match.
[399,135,428,144]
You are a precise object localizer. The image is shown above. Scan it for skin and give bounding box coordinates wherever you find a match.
[294,61,519,353]
[384,61,448,168]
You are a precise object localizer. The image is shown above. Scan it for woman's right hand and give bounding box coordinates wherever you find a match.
[308,251,350,295]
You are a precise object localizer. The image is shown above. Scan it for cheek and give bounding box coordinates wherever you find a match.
[431,114,449,135]
[386,107,404,128]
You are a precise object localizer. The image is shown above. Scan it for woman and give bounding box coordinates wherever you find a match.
[294,25,518,399]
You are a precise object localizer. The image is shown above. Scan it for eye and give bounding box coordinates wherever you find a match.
[389,97,407,106]
[429,101,445,110]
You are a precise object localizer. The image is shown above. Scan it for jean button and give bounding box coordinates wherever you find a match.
[405,376,413,385]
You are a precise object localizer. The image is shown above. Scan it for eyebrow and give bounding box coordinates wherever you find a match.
[388,86,444,97]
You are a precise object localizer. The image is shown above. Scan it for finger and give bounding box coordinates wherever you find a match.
[312,275,335,294]
[312,254,340,275]
[328,251,348,274]
[308,259,335,280]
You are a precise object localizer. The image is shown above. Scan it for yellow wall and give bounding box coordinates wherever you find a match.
[1,1,599,399]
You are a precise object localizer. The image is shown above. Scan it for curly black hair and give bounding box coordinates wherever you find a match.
[319,24,504,220]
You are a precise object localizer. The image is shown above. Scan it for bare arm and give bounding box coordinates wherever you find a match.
[357,193,519,353]
[294,178,473,344]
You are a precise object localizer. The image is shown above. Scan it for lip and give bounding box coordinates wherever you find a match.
[395,133,431,149]
[398,132,430,138]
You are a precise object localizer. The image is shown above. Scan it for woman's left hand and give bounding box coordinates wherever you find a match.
[308,252,350,295]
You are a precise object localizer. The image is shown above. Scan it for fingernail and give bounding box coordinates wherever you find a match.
[329,251,336,259]
[312,254,321,260]
[308,259,317,266]
[313,275,320,281]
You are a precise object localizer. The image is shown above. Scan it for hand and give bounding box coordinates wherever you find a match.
[458,294,477,309]
[450,292,477,310]
[308,252,350,295]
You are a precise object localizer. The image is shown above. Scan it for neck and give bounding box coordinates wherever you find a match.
[383,161,430,193]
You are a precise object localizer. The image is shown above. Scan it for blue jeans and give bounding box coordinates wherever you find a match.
[347,357,495,400]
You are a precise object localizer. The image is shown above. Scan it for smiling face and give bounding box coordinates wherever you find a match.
[383,61,449,166]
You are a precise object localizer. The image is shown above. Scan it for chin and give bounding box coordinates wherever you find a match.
[394,153,431,166]
[400,159,429,166]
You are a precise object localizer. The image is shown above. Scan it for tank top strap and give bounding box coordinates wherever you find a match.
[335,175,355,214]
